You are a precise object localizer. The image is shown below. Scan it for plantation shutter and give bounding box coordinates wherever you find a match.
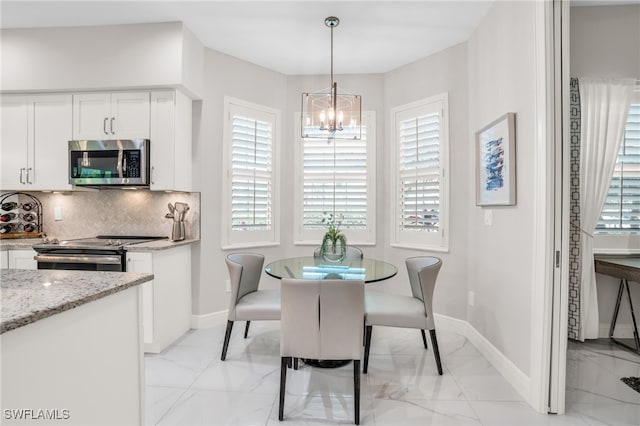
[302,126,368,230]
[598,104,640,231]
[398,113,441,232]
[231,115,272,231]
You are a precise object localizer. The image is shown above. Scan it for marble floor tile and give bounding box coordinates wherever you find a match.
[157,389,276,426]
[372,399,481,425]
[145,386,187,425]
[144,325,640,425]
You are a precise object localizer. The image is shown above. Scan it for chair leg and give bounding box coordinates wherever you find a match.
[429,329,443,375]
[363,325,372,374]
[421,329,428,349]
[221,320,234,361]
[279,357,288,421]
[244,321,251,338]
[354,360,361,425]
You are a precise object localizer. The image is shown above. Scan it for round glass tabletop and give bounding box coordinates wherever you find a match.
[265,256,397,283]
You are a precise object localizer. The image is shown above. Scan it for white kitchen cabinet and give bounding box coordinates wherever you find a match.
[127,245,192,353]
[0,251,8,269]
[150,90,193,191]
[1,94,73,191]
[73,92,150,140]
[8,249,37,270]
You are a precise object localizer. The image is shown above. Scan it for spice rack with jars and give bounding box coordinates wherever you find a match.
[0,192,43,238]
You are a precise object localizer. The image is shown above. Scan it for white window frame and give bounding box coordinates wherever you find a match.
[221,97,280,249]
[596,97,640,234]
[293,111,376,246]
[390,93,449,252]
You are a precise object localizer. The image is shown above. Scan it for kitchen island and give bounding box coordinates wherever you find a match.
[1,269,153,425]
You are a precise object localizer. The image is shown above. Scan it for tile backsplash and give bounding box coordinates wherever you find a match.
[12,190,200,240]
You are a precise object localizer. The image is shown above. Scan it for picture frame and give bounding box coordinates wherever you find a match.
[475,113,516,206]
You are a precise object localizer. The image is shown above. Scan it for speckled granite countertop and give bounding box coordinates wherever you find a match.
[126,238,199,251]
[0,238,199,251]
[1,269,153,334]
[0,238,44,250]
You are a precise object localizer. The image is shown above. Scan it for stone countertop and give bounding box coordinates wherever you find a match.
[0,238,45,250]
[1,269,153,334]
[126,238,199,251]
[0,237,199,251]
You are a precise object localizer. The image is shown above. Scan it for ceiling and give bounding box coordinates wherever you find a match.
[0,0,496,75]
[3,1,635,76]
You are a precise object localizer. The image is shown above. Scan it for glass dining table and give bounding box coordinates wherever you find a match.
[265,255,398,368]
[265,256,398,283]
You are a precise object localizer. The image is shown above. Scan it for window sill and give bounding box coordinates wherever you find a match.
[390,243,449,253]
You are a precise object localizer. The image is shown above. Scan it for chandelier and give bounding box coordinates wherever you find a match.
[301,16,362,140]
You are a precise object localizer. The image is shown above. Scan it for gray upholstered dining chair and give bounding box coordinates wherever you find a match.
[278,278,364,425]
[221,253,280,361]
[313,245,364,259]
[363,256,443,375]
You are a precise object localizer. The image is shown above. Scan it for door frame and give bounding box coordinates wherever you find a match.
[529,0,569,414]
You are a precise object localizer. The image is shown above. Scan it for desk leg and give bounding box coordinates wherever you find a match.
[624,280,640,351]
[609,279,625,339]
[609,279,640,354]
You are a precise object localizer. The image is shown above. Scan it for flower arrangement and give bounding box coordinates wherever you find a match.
[320,212,347,261]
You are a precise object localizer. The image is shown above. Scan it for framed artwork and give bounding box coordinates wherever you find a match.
[475,113,516,206]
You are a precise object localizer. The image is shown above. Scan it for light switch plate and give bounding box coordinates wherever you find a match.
[54,207,63,221]
[484,209,492,226]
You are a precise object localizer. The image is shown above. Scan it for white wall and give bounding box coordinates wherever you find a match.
[467,0,539,376]
[1,22,204,97]
[192,48,288,315]
[571,4,640,337]
[383,42,470,320]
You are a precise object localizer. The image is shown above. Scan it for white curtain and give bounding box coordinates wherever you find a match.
[578,78,634,341]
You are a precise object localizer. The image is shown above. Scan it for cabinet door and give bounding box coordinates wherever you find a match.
[0,251,8,269]
[127,252,154,345]
[72,93,111,140]
[149,91,175,191]
[8,249,37,270]
[111,92,150,139]
[1,96,29,189]
[29,94,73,190]
[150,90,192,191]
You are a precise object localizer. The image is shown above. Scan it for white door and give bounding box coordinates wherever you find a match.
[72,93,111,140]
[8,249,37,270]
[30,94,73,190]
[1,96,29,189]
[127,252,154,345]
[110,92,150,139]
[150,91,175,190]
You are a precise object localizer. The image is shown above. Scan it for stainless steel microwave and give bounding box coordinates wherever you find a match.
[69,139,150,186]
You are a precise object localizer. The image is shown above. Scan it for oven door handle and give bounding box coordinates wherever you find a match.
[35,254,122,265]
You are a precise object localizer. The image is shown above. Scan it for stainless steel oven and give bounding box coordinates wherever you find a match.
[33,236,166,271]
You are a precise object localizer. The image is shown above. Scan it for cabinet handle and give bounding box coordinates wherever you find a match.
[26,167,33,184]
[103,117,109,135]
[19,168,25,184]
[110,117,115,135]
[151,166,155,185]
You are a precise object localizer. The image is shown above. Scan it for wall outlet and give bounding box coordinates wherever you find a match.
[225,279,231,293]
[468,291,475,307]
[484,209,492,226]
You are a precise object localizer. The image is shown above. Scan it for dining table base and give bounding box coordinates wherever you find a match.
[302,359,352,368]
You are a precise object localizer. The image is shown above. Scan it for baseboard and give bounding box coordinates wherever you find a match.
[191,310,228,329]
[435,313,532,407]
[599,322,635,339]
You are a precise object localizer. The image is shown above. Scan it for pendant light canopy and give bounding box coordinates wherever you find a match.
[301,16,362,140]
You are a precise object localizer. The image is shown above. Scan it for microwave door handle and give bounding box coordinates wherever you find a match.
[117,150,124,178]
